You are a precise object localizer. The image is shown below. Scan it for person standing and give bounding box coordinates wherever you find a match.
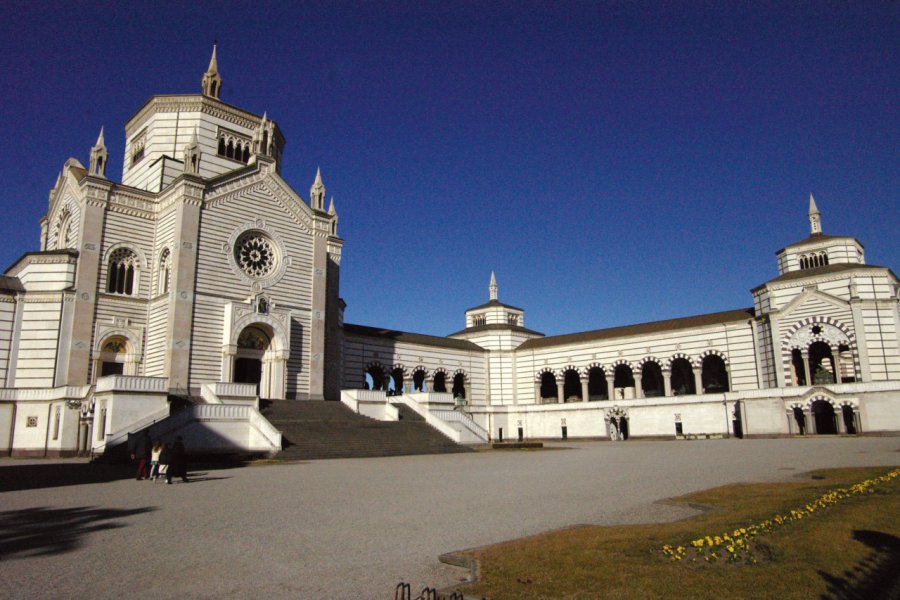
[168,436,189,484]
[132,430,151,480]
[149,440,163,481]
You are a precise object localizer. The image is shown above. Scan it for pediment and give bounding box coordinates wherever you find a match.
[778,288,848,319]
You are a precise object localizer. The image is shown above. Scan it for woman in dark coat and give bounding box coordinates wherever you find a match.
[159,442,172,484]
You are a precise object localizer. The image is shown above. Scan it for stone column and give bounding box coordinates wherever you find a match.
[801,351,812,386]
[835,405,846,434]
[662,369,672,397]
[634,369,644,399]
[580,375,589,402]
[402,375,411,395]
[221,349,235,383]
[556,379,564,404]
[832,346,842,384]
[803,409,812,434]
[692,366,703,395]
[605,374,615,400]
[534,381,541,404]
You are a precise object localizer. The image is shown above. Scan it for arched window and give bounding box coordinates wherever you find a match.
[107,248,139,295]
[587,366,607,400]
[539,371,556,402]
[412,369,427,392]
[473,315,486,327]
[640,361,664,397]
[452,373,467,399]
[54,209,74,250]
[99,338,128,378]
[157,248,171,295]
[670,358,695,395]
[218,137,226,155]
[242,144,250,163]
[226,140,235,159]
[701,354,729,392]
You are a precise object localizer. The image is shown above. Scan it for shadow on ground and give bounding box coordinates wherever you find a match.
[0,460,245,493]
[0,505,157,559]
[819,530,900,599]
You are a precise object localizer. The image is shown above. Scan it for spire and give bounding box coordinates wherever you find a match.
[183,128,201,175]
[310,167,325,210]
[201,44,222,99]
[327,196,336,215]
[89,126,108,178]
[808,193,822,236]
[489,271,498,301]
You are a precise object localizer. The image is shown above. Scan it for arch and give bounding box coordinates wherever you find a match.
[809,341,836,384]
[586,364,607,401]
[93,329,142,380]
[432,368,448,393]
[562,367,581,402]
[411,366,428,392]
[538,369,556,402]
[389,365,407,396]
[157,248,172,295]
[226,139,235,159]
[218,137,226,155]
[242,144,250,163]
[365,362,387,391]
[604,406,630,441]
[700,353,729,393]
[451,371,467,399]
[669,355,696,396]
[106,247,140,295]
[811,398,837,434]
[234,325,271,390]
[611,361,634,396]
[53,207,75,250]
[639,359,664,397]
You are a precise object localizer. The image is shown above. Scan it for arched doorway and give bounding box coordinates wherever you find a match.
[452,372,467,400]
[811,399,837,434]
[670,358,695,395]
[235,326,270,393]
[433,371,447,393]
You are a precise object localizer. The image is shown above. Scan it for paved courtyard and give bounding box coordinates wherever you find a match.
[1,436,898,599]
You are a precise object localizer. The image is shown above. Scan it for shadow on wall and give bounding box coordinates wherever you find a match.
[0,505,156,559]
[818,530,900,600]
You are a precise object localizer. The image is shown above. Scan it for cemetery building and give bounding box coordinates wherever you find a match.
[1,50,898,457]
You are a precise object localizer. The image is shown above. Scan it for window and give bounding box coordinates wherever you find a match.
[799,251,829,270]
[473,315,486,327]
[157,248,171,295]
[107,248,139,295]
[507,314,519,326]
[130,131,146,166]
[217,130,252,164]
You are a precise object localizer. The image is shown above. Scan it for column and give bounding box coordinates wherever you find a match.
[835,405,846,434]
[692,366,703,395]
[634,369,644,399]
[402,375,411,395]
[580,375,589,402]
[556,379,564,404]
[803,409,812,434]
[801,351,812,386]
[662,369,672,397]
[831,345,842,384]
[605,374,615,400]
[534,381,541,404]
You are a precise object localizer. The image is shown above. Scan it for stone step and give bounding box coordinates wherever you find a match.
[259,400,471,461]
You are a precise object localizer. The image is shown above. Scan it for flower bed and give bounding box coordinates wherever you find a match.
[662,468,900,564]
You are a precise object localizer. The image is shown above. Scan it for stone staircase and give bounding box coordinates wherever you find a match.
[259,400,472,460]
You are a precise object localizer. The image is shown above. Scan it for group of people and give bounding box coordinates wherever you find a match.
[132,431,189,484]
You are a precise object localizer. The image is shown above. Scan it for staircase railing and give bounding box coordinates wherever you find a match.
[430,408,489,443]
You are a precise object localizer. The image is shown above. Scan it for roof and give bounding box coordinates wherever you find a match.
[0,276,23,292]
[517,307,755,351]
[776,234,861,255]
[449,323,545,337]
[4,249,79,275]
[752,263,894,291]
[343,323,486,352]
[466,299,525,312]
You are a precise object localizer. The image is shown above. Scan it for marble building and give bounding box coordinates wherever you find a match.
[1,50,897,457]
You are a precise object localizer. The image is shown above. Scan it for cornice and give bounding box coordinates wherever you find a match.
[765,268,889,293]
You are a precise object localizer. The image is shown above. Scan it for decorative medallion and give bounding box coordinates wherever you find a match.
[235,231,277,278]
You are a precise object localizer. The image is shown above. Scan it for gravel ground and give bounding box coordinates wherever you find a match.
[1,436,898,599]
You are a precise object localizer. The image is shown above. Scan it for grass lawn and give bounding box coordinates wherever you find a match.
[456,466,900,600]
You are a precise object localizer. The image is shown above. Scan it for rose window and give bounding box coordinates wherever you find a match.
[235,232,277,279]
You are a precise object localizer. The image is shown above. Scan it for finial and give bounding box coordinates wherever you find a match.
[489,271,498,301]
[208,44,219,74]
[95,126,105,147]
[327,196,336,215]
[201,44,223,99]
[314,166,323,186]
[808,193,822,236]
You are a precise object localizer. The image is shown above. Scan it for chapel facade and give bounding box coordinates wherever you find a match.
[1,51,898,457]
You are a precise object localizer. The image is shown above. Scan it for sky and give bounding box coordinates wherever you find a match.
[0,1,896,337]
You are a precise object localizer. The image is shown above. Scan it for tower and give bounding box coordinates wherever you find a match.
[809,193,822,236]
[201,44,222,99]
[310,167,326,211]
[489,271,498,301]
[89,127,108,177]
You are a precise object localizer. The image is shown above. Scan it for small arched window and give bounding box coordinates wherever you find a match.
[226,140,235,159]
[158,248,171,295]
[218,137,226,155]
[473,315,486,327]
[107,248,139,295]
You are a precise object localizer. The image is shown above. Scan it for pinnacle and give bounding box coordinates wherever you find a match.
[207,44,218,73]
[95,127,105,147]
[808,192,819,214]
[313,166,324,187]
[328,196,336,215]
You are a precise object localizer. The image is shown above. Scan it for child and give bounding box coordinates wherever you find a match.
[149,440,163,481]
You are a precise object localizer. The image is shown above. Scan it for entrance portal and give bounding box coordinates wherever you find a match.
[812,400,837,434]
[235,326,270,396]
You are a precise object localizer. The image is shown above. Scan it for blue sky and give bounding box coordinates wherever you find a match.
[0,2,896,337]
